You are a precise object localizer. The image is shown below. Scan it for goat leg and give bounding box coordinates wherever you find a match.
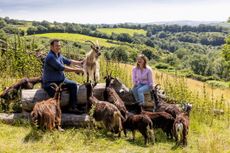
[132,130,136,141]
[87,72,89,82]
[123,129,127,137]
[56,107,64,132]
[94,72,97,84]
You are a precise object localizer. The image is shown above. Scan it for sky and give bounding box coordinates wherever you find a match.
[0,0,229,24]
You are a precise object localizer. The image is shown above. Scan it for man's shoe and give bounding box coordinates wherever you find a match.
[68,107,84,114]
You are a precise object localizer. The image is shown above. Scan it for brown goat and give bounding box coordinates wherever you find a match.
[0,77,41,100]
[31,83,64,131]
[123,113,154,145]
[105,87,129,119]
[85,82,124,136]
[141,111,175,139]
[103,75,136,113]
[152,85,181,118]
[90,96,124,135]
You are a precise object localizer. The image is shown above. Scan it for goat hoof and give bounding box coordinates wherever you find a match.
[58,127,65,132]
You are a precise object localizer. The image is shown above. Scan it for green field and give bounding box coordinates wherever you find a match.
[0,112,229,153]
[34,33,120,47]
[97,28,147,36]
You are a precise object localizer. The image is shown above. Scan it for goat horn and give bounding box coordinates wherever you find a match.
[96,40,99,46]
[85,40,95,46]
[155,84,160,90]
[50,83,58,89]
[59,82,65,88]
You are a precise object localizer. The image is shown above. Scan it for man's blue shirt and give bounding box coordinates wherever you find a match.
[42,50,71,85]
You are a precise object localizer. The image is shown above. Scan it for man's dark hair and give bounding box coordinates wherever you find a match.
[50,39,60,46]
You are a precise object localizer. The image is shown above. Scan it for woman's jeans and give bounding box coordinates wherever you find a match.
[132,83,150,105]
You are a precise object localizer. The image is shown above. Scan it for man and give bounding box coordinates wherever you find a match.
[42,39,84,114]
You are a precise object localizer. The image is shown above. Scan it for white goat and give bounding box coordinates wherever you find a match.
[83,40,101,84]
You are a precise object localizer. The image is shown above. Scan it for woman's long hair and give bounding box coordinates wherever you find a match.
[136,54,148,69]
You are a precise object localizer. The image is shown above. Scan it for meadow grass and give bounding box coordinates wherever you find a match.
[0,112,229,153]
[34,33,119,47]
[97,28,147,36]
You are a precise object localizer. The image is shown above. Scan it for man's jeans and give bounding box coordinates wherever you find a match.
[43,78,78,109]
[132,83,150,105]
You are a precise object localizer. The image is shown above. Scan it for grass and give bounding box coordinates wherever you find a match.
[97,28,147,36]
[34,33,120,47]
[206,80,230,88]
[0,113,229,153]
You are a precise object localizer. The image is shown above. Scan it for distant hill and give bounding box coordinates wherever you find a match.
[147,20,223,26]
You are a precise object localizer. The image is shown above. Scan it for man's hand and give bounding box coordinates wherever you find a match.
[75,68,84,75]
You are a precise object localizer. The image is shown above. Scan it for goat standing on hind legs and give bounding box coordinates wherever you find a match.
[31,83,64,132]
[83,40,101,85]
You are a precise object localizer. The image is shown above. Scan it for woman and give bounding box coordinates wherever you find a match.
[132,54,154,107]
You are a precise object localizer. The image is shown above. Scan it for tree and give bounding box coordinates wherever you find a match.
[222,36,230,80]
[142,49,154,60]
[163,54,179,67]
[27,26,38,35]
[0,29,7,40]
[0,18,7,29]
[190,54,209,75]
[111,46,129,62]
[117,33,133,43]
[222,37,230,62]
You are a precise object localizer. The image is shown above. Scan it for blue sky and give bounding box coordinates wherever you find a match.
[0,0,229,23]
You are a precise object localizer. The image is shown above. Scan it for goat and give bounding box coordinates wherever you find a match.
[0,77,41,101]
[173,103,192,146]
[85,82,124,137]
[123,113,154,145]
[152,84,182,118]
[104,75,135,103]
[31,83,64,131]
[83,40,101,84]
[105,87,129,119]
[141,111,175,139]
